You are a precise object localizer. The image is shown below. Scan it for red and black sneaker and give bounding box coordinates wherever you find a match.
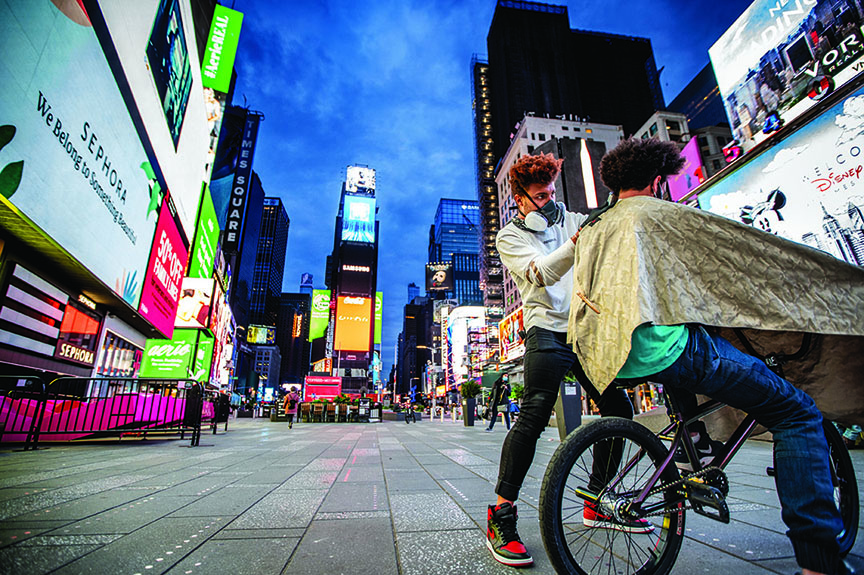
[486,502,533,567]
[583,500,654,533]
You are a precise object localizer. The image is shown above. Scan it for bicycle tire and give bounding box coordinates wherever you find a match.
[823,420,859,556]
[540,417,686,575]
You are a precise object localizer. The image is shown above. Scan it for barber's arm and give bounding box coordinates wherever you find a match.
[498,232,576,288]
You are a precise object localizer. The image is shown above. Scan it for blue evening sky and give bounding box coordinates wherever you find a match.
[229,0,755,373]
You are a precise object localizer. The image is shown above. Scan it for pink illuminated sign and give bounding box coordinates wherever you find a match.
[667,137,704,202]
[139,199,188,338]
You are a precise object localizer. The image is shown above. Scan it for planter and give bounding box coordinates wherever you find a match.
[462,398,476,426]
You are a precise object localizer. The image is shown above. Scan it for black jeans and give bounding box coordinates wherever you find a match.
[487,404,511,430]
[495,327,634,502]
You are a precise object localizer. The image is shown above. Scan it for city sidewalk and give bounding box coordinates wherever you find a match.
[0,416,861,575]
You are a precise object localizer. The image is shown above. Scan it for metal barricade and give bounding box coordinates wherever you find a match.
[0,377,204,450]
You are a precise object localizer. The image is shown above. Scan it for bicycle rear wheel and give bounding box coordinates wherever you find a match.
[824,420,859,556]
[540,417,686,575]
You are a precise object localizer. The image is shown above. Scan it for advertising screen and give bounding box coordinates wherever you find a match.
[342,195,376,243]
[334,296,372,351]
[345,166,376,193]
[445,307,486,388]
[186,185,220,279]
[309,289,330,341]
[191,332,214,383]
[98,0,213,238]
[247,325,276,344]
[223,113,261,252]
[139,328,198,378]
[697,80,864,267]
[709,0,864,153]
[201,4,244,93]
[498,307,526,364]
[667,137,705,202]
[304,375,342,401]
[54,302,102,367]
[426,263,454,292]
[175,277,213,329]
[374,291,383,345]
[139,198,189,338]
[0,1,159,309]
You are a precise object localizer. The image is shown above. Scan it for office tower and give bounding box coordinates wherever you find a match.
[250,198,289,327]
[427,199,483,306]
[396,295,433,396]
[667,63,729,131]
[277,292,311,386]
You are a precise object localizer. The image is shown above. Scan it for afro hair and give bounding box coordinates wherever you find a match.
[508,152,564,196]
[599,138,686,194]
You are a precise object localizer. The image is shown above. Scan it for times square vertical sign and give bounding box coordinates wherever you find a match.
[223,113,259,253]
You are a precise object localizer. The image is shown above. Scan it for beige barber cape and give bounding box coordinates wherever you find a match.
[567,196,864,424]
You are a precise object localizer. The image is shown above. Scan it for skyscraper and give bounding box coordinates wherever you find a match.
[427,199,483,306]
[277,292,311,386]
[249,198,289,327]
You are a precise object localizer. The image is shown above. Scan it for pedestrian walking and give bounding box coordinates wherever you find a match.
[485,375,511,431]
[283,387,300,429]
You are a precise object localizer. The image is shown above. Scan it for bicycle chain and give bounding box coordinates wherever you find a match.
[625,466,725,519]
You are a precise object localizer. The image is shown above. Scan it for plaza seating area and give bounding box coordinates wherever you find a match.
[298,401,382,423]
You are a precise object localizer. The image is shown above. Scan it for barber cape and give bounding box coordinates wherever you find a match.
[567,196,864,424]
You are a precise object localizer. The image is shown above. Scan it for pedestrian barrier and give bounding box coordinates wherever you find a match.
[0,376,206,449]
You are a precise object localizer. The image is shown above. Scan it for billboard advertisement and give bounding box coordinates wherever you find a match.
[374,291,383,345]
[138,197,188,338]
[98,0,213,238]
[710,0,864,153]
[201,4,244,93]
[426,262,454,292]
[309,289,330,341]
[0,1,160,308]
[334,296,372,351]
[498,307,526,364]
[345,166,376,194]
[697,80,864,267]
[247,324,276,344]
[187,185,220,279]
[139,328,198,378]
[54,302,102,367]
[304,375,342,401]
[667,137,705,202]
[175,277,213,330]
[191,332,214,383]
[223,113,260,252]
[445,306,486,388]
[342,195,376,243]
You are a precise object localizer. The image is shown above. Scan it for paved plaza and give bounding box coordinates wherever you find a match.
[0,416,861,575]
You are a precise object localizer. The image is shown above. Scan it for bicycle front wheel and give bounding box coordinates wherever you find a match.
[540,417,686,575]
[824,420,859,556]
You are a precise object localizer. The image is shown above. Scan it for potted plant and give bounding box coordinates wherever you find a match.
[460,380,482,427]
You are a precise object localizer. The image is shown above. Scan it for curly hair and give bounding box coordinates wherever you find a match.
[599,138,685,193]
[509,152,564,196]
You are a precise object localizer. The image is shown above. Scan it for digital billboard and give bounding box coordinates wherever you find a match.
[334,296,372,351]
[667,137,705,202]
[342,195,376,243]
[304,375,342,401]
[345,166,376,193]
[98,0,212,238]
[191,333,214,383]
[445,306,486,388]
[697,80,864,266]
[139,328,198,378]
[498,307,526,364]
[247,324,276,344]
[710,0,864,153]
[426,262,454,292]
[175,277,213,329]
[223,113,260,252]
[187,185,220,279]
[0,1,159,308]
[338,242,375,295]
[54,302,102,367]
[309,289,330,341]
[374,291,383,345]
[201,4,244,93]
[139,198,189,338]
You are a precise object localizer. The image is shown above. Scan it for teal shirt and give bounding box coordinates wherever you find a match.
[617,323,688,379]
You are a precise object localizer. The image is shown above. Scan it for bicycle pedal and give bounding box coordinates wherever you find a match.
[684,477,730,523]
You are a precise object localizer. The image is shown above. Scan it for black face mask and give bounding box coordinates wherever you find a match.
[523,195,560,232]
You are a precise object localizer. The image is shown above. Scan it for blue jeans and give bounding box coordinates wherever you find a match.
[649,325,842,573]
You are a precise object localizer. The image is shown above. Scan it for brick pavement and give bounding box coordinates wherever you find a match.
[0,416,861,575]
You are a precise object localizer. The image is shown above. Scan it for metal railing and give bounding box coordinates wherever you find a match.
[0,376,205,449]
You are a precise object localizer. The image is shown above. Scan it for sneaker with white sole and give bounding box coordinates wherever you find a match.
[674,434,724,472]
[583,500,655,533]
[486,502,533,567]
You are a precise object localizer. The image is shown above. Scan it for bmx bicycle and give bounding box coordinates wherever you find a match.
[404,404,417,424]
[539,332,859,575]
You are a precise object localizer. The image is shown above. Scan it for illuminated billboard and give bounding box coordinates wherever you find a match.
[667,137,705,202]
[374,292,383,345]
[342,195,376,243]
[192,333,214,383]
[98,0,212,238]
[445,306,486,388]
[498,307,526,364]
[697,79,864,266]
[223,113,261,252]
[0,1,160,309]
[709,0,864,153]
[247,325,276,344]
[201,4,244,93]
[304,375,342,401]
[139,328,198,378]
[426,262,454,292]
[139,198,189,338]
[309,289,330,341]
[175,278,214,330]
[334,296,372,351]
[345,166,376,193]
[187,185,220,279]
[55,302,102,367]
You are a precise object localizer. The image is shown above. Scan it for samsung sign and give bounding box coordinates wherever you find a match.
[223,113,260,253]
[201,5,244,93]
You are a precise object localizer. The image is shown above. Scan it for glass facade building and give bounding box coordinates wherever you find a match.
[250,197,289,327]
[428,199,482,306]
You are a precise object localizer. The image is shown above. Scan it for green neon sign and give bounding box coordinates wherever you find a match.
[201,5,243,93]
[374,291,383,345]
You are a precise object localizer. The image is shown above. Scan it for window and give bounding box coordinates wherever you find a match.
[649,123,658,136]
[562,126,568,131]
[666,120,680,132]
[538,133,546,141]
[527,145,534,153]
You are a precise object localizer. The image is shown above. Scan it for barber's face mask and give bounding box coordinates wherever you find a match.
[523,196,560,232]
